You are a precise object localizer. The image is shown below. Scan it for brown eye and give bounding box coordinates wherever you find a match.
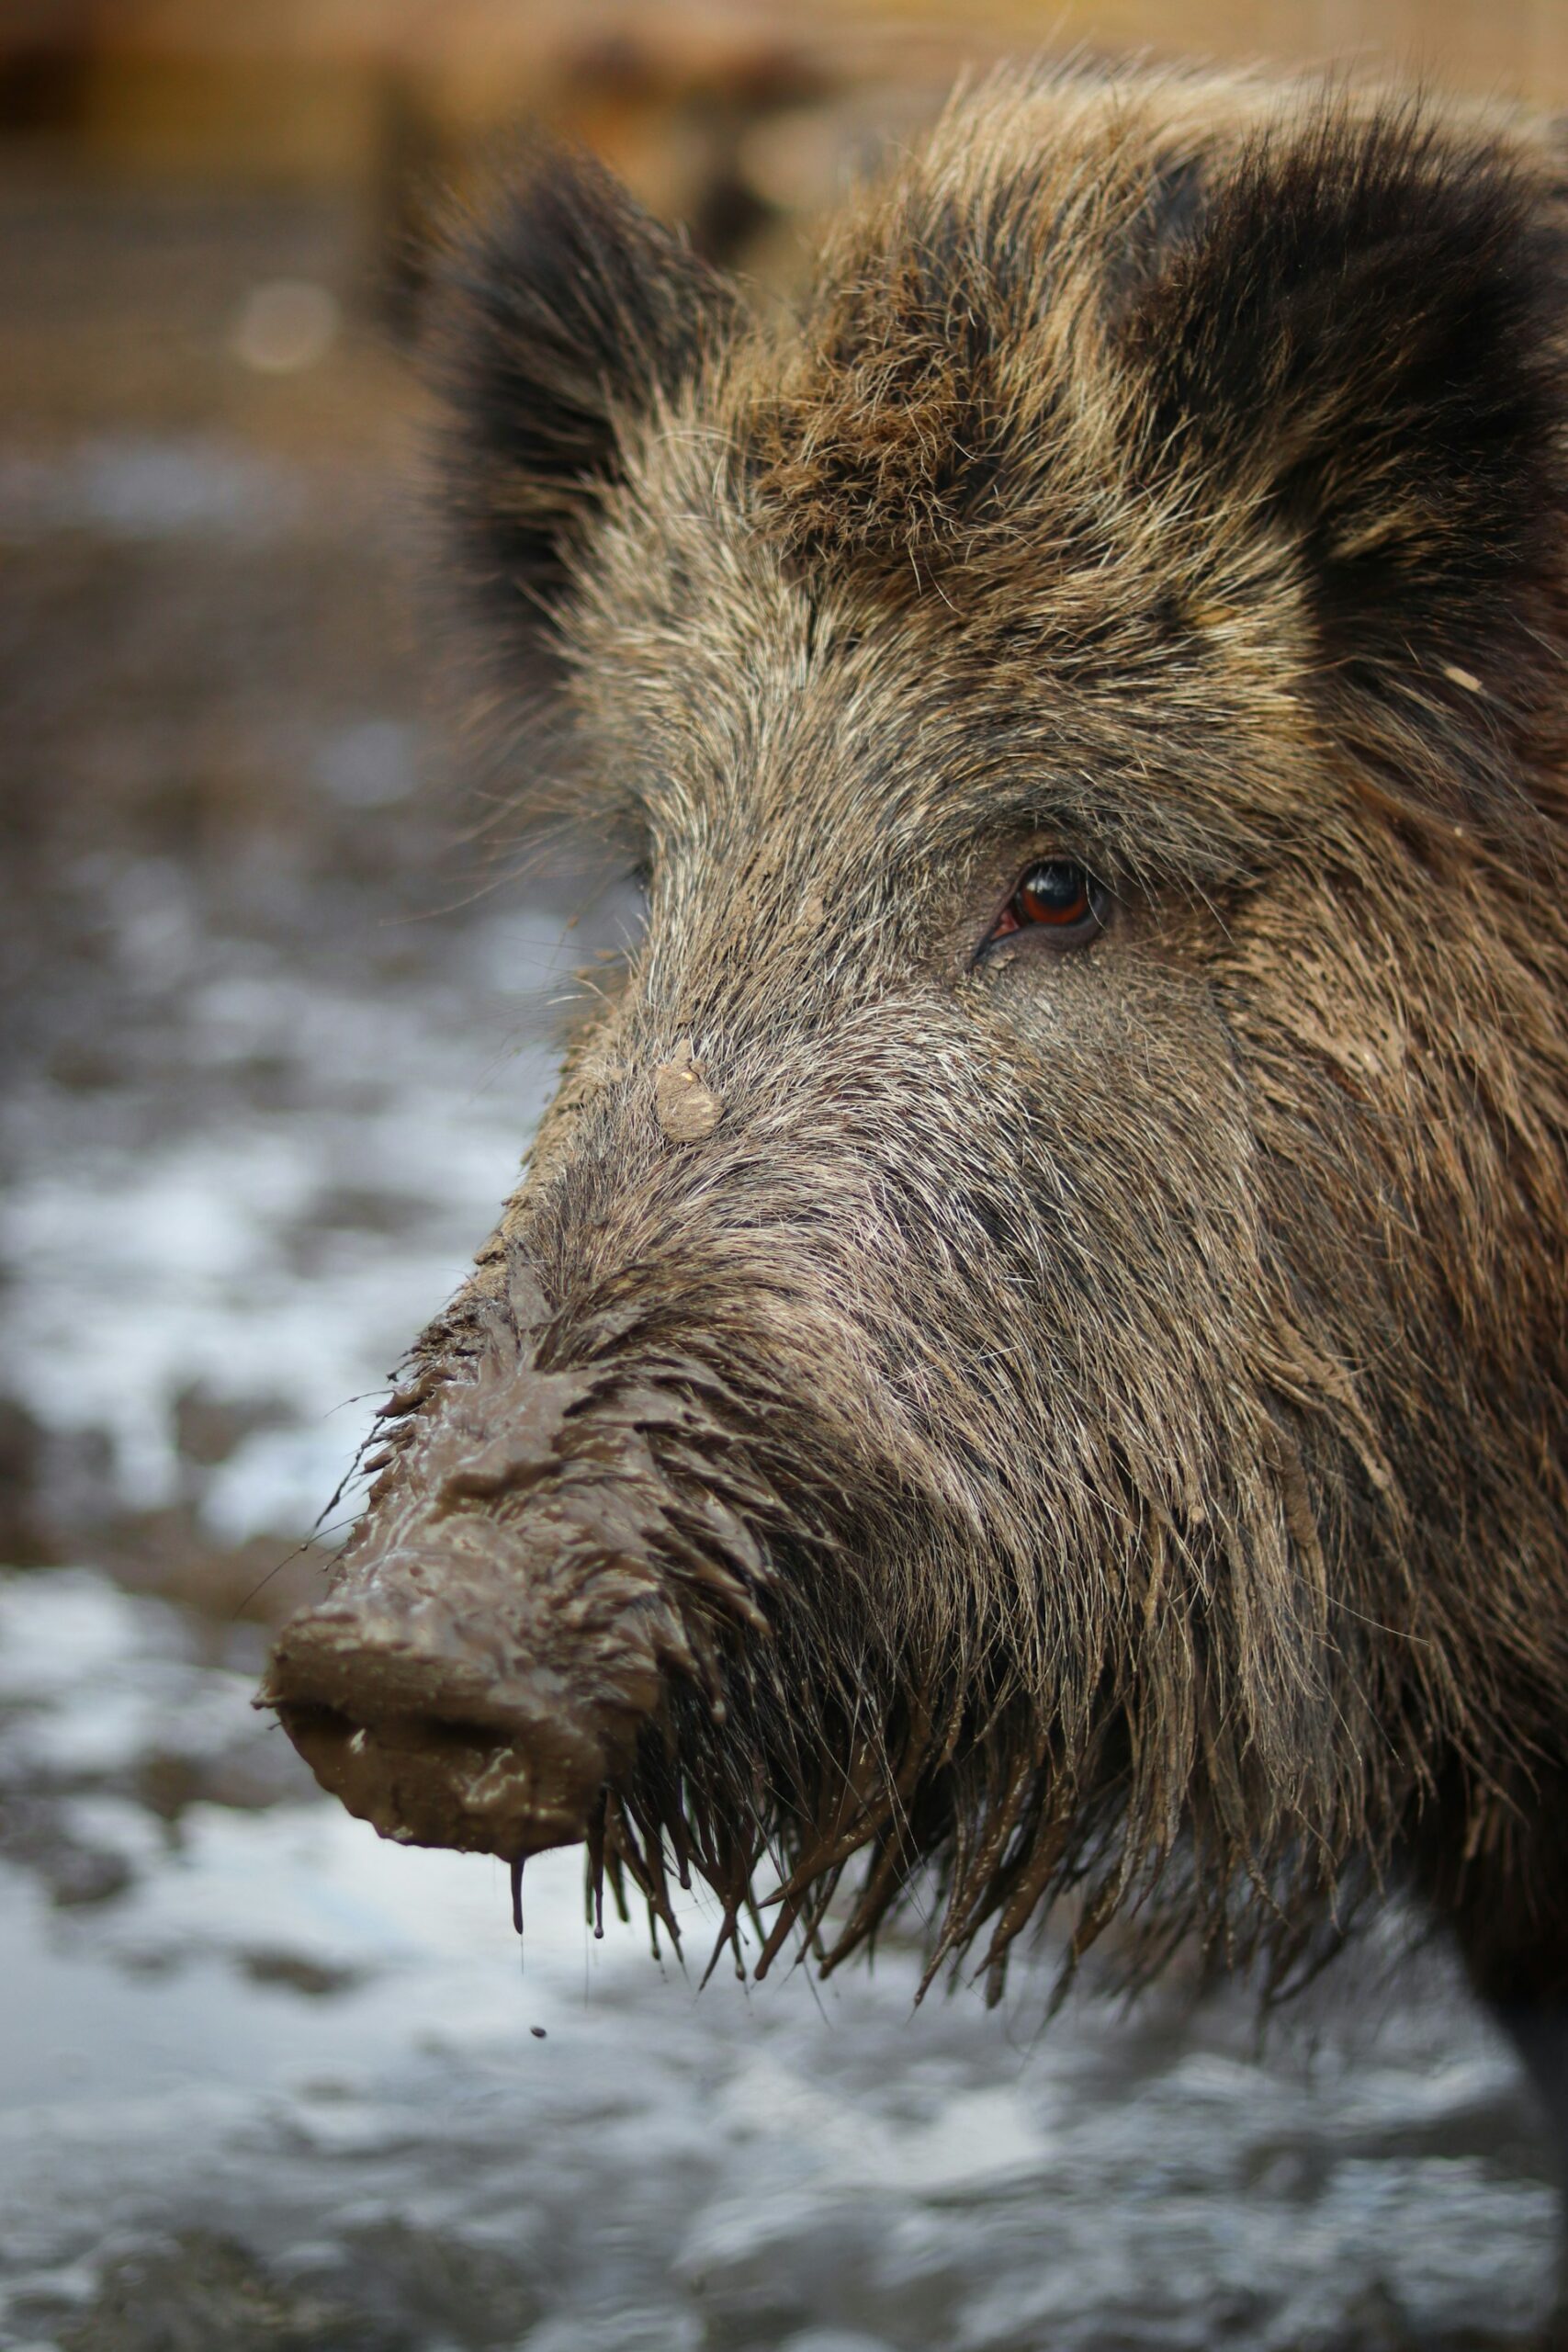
[987,860,1108,950]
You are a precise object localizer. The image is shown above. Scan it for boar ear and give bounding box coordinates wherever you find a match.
[1124,108,1568,791]
[434,146,740,644]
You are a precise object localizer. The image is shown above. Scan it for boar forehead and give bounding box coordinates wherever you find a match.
[560,403,1336,898]
[545,73,1568,895]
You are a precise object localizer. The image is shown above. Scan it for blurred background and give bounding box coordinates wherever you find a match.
[4,5,1568,2349]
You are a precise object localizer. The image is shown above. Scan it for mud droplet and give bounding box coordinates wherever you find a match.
[654,1038,723,1144]
[530,2025,547,2040]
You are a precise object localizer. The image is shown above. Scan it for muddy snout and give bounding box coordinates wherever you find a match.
[260,1565,622,1858]
[256,1308,723,1860]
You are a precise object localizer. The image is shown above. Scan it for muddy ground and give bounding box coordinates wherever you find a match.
[0,164,1562,2352]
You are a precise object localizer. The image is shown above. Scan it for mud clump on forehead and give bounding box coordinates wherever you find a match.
[654,1039,724,1143]
[267,65,1568,2017]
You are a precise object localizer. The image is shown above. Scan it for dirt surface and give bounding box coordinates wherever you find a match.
[0,165,1562,2352]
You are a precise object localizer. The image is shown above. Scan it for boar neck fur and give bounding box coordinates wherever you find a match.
[389,63,1568,2003]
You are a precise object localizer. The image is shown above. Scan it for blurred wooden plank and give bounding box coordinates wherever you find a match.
[77,51,380,182]
[1525,0,1568,104]
[11,0,1568,194]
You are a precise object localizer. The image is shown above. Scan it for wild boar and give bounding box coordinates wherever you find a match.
[262,62,1568,2125]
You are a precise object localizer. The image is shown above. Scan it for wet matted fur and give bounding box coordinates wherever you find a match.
[271,62,1568,2016]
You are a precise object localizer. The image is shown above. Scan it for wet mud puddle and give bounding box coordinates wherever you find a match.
[0,421,1561,2350]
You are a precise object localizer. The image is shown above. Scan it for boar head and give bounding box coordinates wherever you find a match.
[265,74,1568,2003]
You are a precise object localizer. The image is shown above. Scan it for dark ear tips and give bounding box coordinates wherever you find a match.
[431,143,740,644]
[1122,105,1568,786]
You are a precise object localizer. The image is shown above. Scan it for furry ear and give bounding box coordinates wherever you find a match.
[1122,107,1568,798]
[434,146,740,650]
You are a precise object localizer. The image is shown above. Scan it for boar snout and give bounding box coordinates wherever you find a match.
[262,1265,780,1865]
[260,1563,624,1859]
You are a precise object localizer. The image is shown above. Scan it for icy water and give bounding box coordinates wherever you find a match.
[1,179,1563,2352]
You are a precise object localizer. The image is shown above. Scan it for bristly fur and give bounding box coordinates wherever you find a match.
[288,62,1568,2015]
[431,141,738,656]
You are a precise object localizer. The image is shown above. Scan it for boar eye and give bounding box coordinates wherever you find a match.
[986,860,1108,952]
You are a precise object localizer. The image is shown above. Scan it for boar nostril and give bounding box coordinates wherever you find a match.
[273,1695,600,1860]
[262,1603,617,1860]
